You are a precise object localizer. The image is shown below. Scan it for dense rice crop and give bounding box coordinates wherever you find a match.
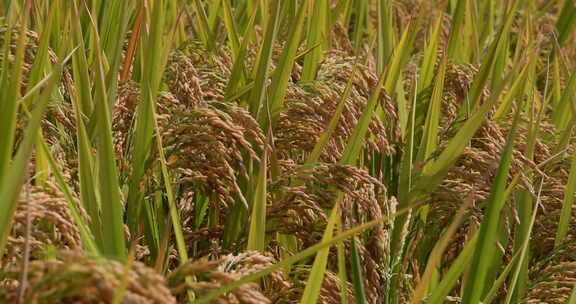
[1,0,576,303]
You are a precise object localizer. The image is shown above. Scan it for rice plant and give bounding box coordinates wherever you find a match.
[1,0,576,303]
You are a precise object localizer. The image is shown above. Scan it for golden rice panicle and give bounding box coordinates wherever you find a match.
[532,173,576,258]
[165,51,205,108]
[115,42,236,158]
[178,41,233,101]
[114,78,265,250]
[268,163,386,243]
[113,81,194,163]
[416,62,518,271]
[1,183,84,267]
[113,81,140,161]
[168,251,289,304]
[277,51,396,162]
[527,260,576,304]
[327,23,354,54]
[161,102,265,221]
[0,26,42,92]
[0,24,77,95]
[268,163,389,302]
[3,25,75,150]
[276,267,353,304]
[440,63,489,135]
[0,251,176,303]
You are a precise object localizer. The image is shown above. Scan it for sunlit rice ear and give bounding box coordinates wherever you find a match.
[168,251,289,303]
[276,51,396,163]
[267,162,391,301]
[0,250,175,303]
[1,182,85,267]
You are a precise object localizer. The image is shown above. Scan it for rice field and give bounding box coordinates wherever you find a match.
[1,0,576,303]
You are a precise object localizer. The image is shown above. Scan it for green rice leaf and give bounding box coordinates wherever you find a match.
[552,71,576,132]
[221,0,240,58]
[426,232,478,304]
[410,197,471,303]
[70,0,103,248]
[466,0,522,111]
[0,3,29,187]
[483,249,522,304]
[446,0,467,61]
[336,219,349,304]
[224,5,258,100]
[418,56,447,167]
[340,67,388,166]
[90,25,127,261]
[266,0,310,128]
[556,0,576,46]
[376,0,395,72]
[192,0,211,49]
[306,61,358,164]
[493,62,532,121]
[503,179,542,304]
[461,105,522,303]
[126,0,167,233]
[555,147,576,247]
[247,148,268,251]
[300,0,327,82]
[418,13,443,92]
[567,285,576,304]
[409,60,523,201]
[349,235,367,303]
[248,0,281,117]
[299,200,342,304]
